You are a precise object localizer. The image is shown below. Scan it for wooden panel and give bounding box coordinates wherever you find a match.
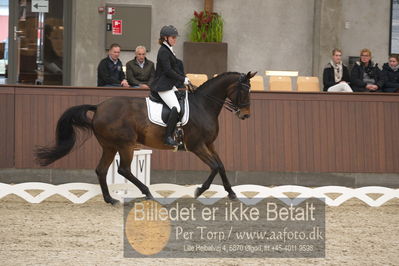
[13,86,149,169]
[0,87,15,168]
[3,85,399,173]
[151,92,399,173]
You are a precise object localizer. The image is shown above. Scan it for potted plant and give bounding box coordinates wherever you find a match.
[183,10,228,78]
[189,10,223,42]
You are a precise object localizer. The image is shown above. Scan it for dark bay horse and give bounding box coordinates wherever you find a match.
[36,71,256,204]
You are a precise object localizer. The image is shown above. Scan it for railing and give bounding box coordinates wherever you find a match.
[1,182,398,207]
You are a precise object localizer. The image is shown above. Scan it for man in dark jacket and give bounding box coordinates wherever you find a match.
[351,48,383,92]
[126,46,155,88]
[381,55,399,92]
[97,43,129,87]
[323,49,352,92]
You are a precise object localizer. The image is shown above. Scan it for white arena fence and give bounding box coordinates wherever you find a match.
[0,183,399,207]
[1,149,399,206]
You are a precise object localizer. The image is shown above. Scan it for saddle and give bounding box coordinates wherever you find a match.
[148,90,188,125]
[146,90,190,150]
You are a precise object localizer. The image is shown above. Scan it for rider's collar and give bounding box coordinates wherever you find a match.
[163,41,175,55]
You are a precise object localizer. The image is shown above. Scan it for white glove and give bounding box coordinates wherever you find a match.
[184,77,190,85]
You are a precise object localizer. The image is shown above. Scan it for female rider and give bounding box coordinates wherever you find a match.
[151,25,190,146]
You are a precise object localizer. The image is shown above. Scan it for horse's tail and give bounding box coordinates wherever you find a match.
[35,104,97,166]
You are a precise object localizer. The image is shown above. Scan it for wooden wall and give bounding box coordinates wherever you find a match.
[1,84,399,173]
[9,85,147,169]
[151,92,399,173]
[0,87,14,168]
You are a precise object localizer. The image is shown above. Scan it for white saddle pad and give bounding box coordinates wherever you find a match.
[145,91,189,127]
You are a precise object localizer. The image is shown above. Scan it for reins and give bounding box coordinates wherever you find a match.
[196,88,246,113]
[191,73,250,113]
[203,94,240,113]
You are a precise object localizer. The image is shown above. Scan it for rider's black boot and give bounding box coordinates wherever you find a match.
[164,107,179,146]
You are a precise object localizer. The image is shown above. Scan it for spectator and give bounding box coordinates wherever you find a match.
[351,48,383,92]
[323,48,352,92]
[97,43,129,87]
[381,54,399,92]
[126,46,155,88]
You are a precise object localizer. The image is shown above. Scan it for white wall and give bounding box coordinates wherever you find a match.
[72,0,315,86]
[216,0,315,76]
[71,0,392,87]
[72,0,201,86]
[341,0,390,66]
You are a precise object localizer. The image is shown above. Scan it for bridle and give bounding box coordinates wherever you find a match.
[224,74,250,113]
[202,74,250,114]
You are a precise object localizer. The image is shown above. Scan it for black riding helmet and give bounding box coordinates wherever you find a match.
[160,25,178,38]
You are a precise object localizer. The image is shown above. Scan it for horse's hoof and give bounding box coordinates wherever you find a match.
[105,197,119,205]
[228,192,238,201]
[194,187,203,198]
[145,193,154,200]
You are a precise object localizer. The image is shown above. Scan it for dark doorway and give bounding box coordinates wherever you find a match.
[7,0,71,85]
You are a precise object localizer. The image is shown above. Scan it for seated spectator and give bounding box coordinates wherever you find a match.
[351,48,383,92]
[126,46,155,89]
[97,43,129,87]
[381,55,399,92]
[323,48,352,92]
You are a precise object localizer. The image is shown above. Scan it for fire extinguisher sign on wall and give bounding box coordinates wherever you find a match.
[112,20,122,35]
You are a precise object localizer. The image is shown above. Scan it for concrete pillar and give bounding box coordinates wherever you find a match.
[312,0,343,79]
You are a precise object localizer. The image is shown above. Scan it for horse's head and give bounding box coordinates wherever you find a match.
[226,71,257,120]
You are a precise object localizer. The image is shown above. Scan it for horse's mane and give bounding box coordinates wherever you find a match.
[194,72,241,92]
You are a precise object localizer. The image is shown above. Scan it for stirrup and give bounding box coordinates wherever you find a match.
[164,136,178,146]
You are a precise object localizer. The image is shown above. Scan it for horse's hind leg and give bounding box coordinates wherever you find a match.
[95,147,118,205]
[117,147,153,200]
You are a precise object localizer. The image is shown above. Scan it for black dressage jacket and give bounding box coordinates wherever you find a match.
[151,44,185,92]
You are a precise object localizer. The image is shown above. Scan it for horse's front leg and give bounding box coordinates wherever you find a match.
[208,144,237,200]
[194,167,218,199]
[192,144,236,199]
[214,158,237,200]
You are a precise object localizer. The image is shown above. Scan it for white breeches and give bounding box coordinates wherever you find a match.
[158,86,181,113]
[327,83,353,92]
